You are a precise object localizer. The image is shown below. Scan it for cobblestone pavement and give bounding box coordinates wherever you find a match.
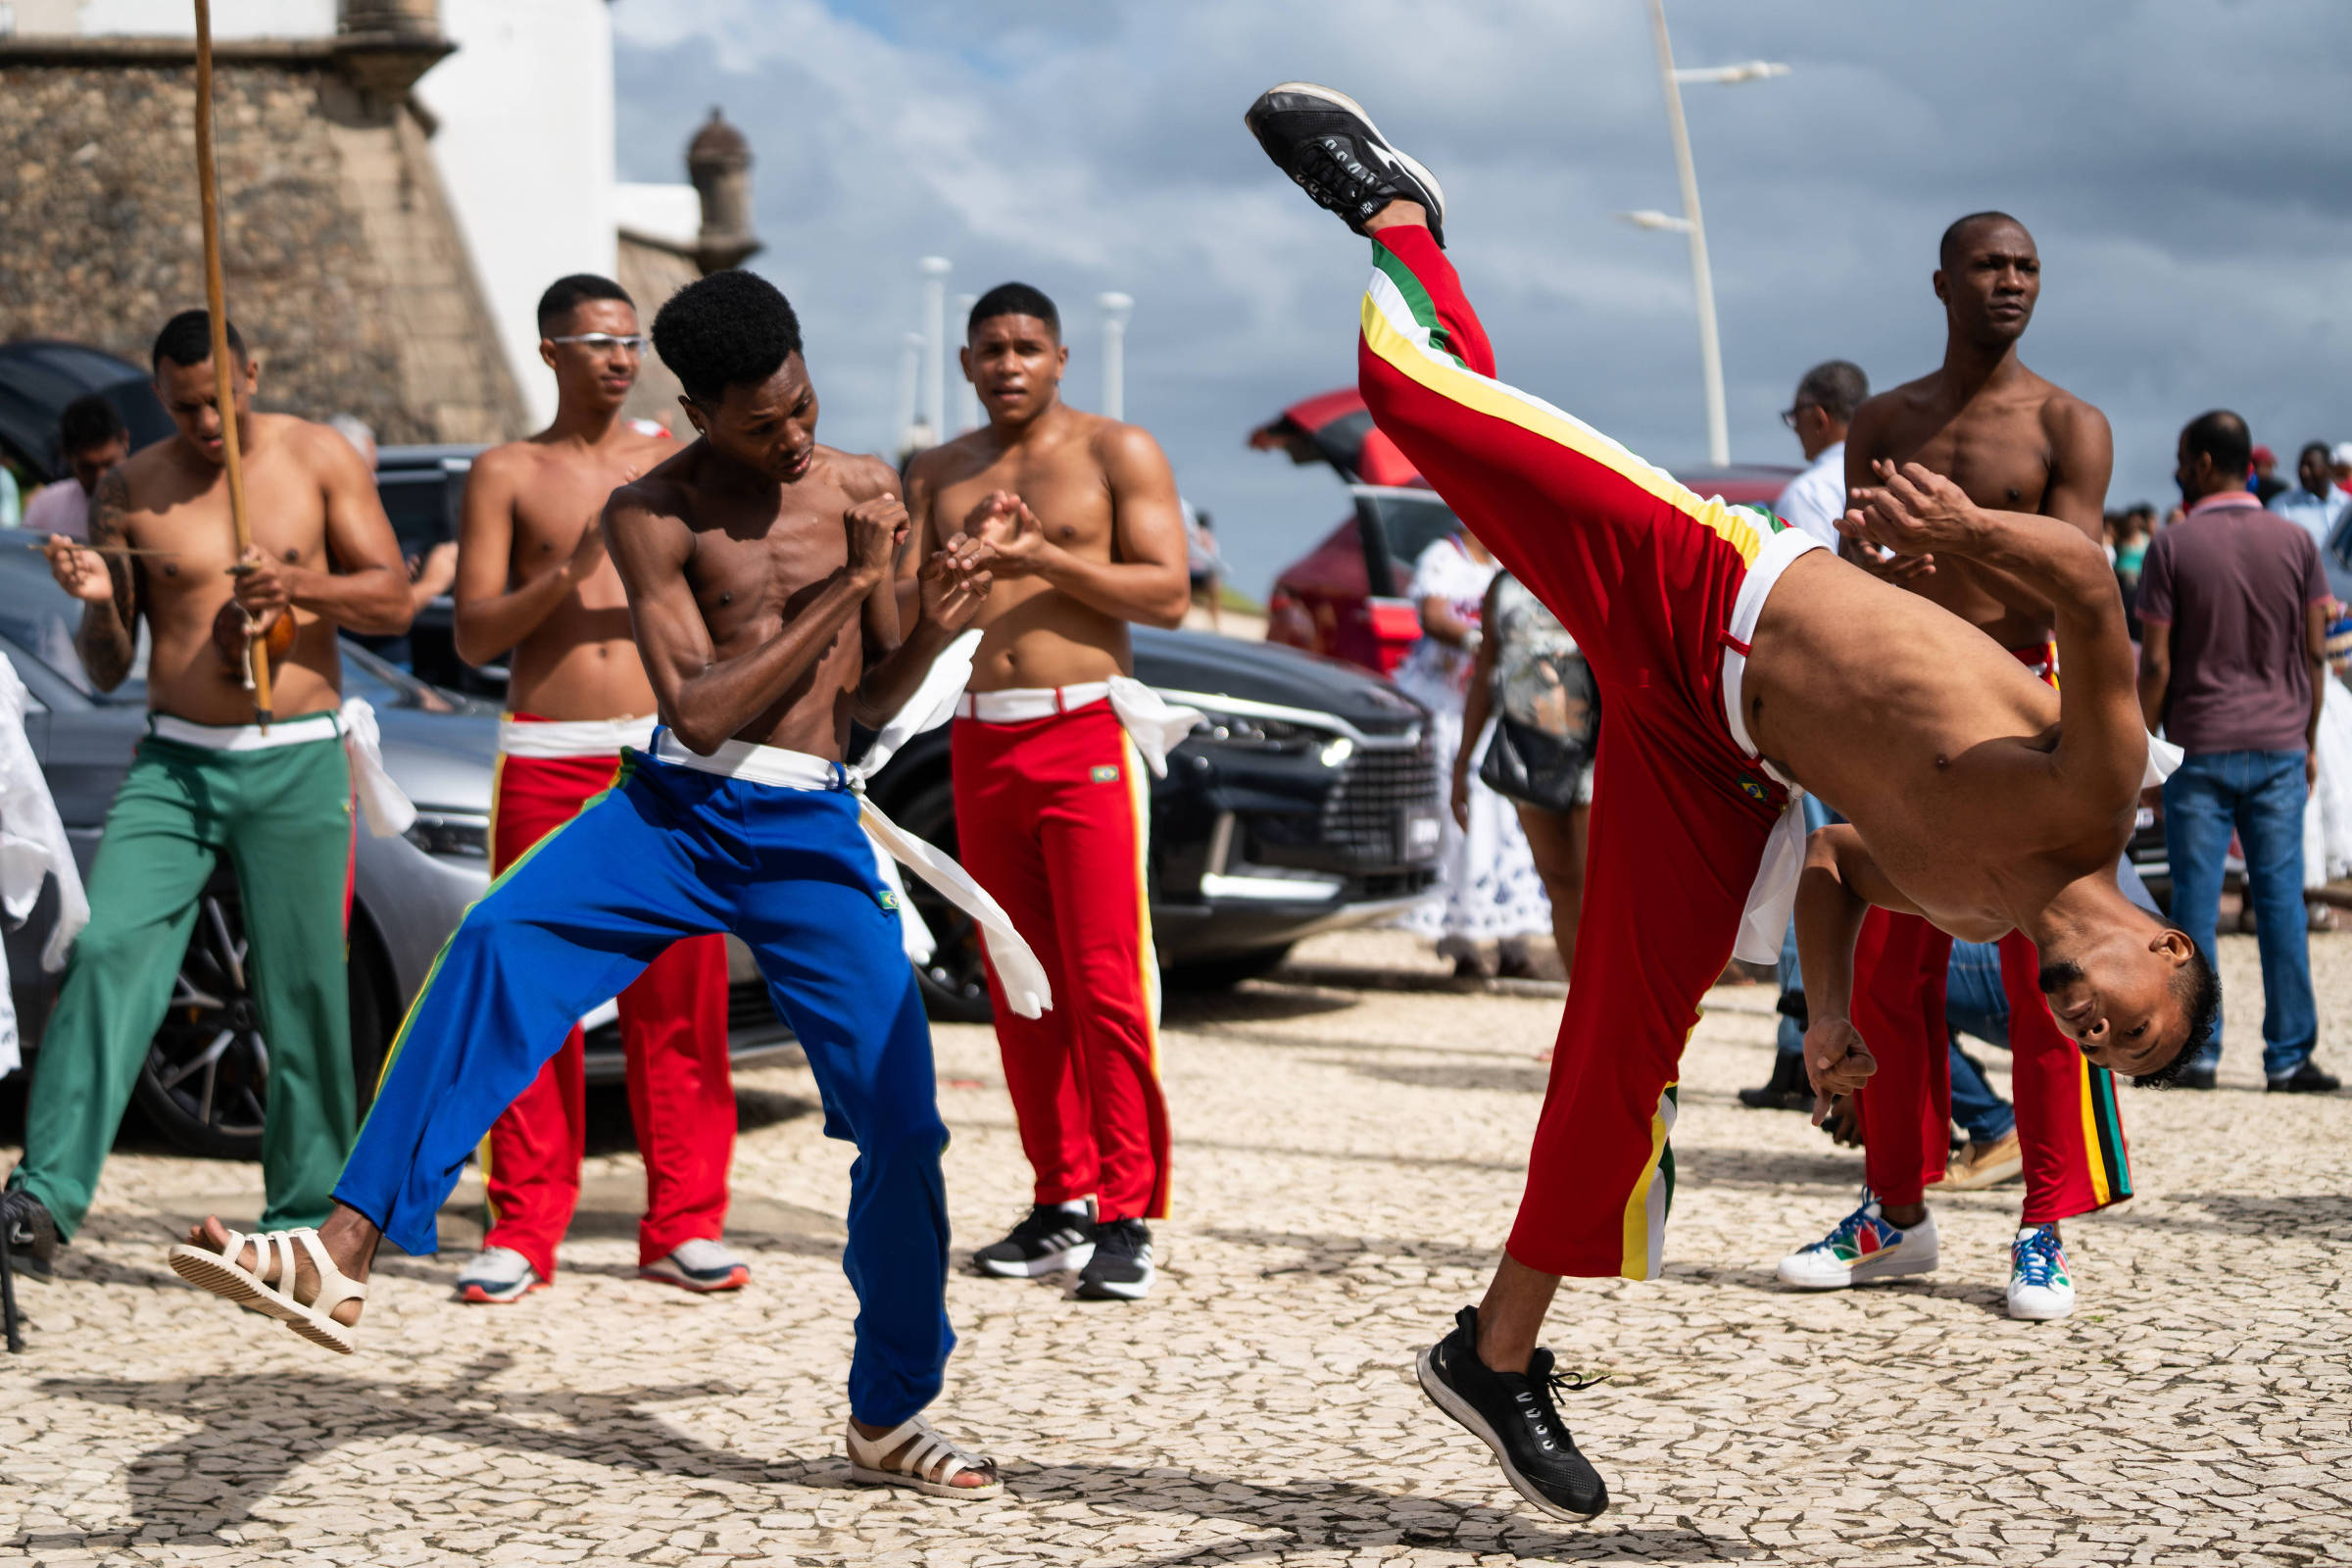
[4,927,2348,1566]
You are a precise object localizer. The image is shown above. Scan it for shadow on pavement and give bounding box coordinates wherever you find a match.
[1160,985,1359,1029]
[16,1357,1749,1563]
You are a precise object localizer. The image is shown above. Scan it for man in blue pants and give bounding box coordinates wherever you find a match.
[165,269,1031,1500]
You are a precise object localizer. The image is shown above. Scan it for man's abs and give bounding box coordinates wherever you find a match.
[504,598,657,722]
[966,579,1131,693]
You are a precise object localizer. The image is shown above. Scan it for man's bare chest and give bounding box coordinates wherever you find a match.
[939,466,1113,554]
[1887,412,2053,514]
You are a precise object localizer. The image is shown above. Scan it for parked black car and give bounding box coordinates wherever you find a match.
[0,341,172,487]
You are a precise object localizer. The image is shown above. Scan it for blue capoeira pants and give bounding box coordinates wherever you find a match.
[336,747,954,1427]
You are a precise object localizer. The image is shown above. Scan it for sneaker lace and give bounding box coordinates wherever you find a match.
[1808,1191,1880,1253]
[2015,1228,2063,1287]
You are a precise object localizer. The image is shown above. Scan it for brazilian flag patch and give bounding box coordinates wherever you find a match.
[878,890,900,912]
[1091,763,1121,783]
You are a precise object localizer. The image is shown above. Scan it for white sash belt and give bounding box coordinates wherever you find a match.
[151,700,415,838]
[648,649,1054,1020]
[497,713,659,760]
[955,676,1204,779]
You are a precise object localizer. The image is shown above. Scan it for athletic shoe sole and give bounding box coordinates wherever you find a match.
[2006,1289,2075,1322]
[639,1263,750,1294]
[1776,1246,1939,1290]
[1251,81,1448,235]
[973,1242,1094,1279]
[459,1278,548,1305]
[1073,1263,1154,1301]
[1414,1345,1606,1522]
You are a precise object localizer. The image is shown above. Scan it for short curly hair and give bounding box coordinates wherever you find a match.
[2134,937,2222,1088]
[652,270,803,407]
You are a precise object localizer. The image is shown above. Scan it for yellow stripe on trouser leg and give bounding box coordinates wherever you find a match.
[1619,1081,1681,1280]
[1358,262,1765,567]
[2075,1055,2112,1207]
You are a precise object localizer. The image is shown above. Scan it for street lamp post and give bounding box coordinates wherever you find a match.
[918,256,952,448]
[1098,291,1134,421]
[954,292,978,436]
[1620,0,1788,467]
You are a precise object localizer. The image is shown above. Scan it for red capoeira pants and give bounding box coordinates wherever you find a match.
[481,720,734,1279]
[953,698,1171,1222]
[1358,223,1795,1278]
[1851,647,2132,1224]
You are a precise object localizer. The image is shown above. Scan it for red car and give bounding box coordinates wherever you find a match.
[1252,389,1798,674]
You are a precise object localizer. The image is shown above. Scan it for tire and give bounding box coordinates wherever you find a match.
[890,775,996,1024]
[1167,944,1294,993]
[132,889,396,1159]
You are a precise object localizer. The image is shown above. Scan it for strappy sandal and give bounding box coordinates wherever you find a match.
[167,1227,368,1354]
[844,1414,1003,1500]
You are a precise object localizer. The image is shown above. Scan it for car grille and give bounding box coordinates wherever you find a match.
[1317,737,1440,868]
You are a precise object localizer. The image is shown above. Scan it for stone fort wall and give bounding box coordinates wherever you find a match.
[0,43,523,445]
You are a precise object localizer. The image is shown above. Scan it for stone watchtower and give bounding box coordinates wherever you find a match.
[687,108,762,275]
[616,108,765,430]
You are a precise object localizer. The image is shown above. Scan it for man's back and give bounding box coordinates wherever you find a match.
[2138,498,2326,755]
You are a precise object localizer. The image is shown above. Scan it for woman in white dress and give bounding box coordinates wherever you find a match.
[1391,529,1550,976]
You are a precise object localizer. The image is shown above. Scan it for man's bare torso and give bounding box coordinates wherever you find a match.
[1744,550,2132,941]
[619,443,897,756]
[480,429,671,720]
[913,410,1132,692]
[104,414,347,725]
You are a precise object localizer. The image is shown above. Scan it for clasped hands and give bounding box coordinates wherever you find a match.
[1802,1016,1878,1128]
[1838,460,1985,578]
[840,494,994,635]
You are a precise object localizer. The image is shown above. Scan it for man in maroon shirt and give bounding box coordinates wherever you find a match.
[2138,410,2338,1094]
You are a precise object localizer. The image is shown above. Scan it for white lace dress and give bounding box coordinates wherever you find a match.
[1391,537,1551,953]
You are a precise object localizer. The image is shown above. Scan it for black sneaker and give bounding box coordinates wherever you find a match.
[971,1201,1096,1278]
[2,1187,58,1282]
[2173,1062,2219,1091]
[1244,82,1448,248]
[1416,1305,1607,1521]
[1074,1217,1155,1301]
[1738,1051,1813,1111]
[2268,1060,2341,1094]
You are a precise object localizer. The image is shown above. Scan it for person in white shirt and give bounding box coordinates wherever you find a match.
[21,395,130,543]
[1770,361,1868,546]
[2268,441,2350,588]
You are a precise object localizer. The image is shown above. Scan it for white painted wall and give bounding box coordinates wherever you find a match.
[614,182,698,250]
[414,0,615,428]
[70,0,335,36]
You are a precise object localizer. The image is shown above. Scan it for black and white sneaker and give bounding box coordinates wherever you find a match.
[1074,1217,1155,1301]
[1245,82,1448,247]
[1416,1305,1607,1521]
[2,1186,57,1282]
[971,1201,1096,1278]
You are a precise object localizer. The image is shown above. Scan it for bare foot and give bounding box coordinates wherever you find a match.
[849,1417,1000,1491]
[180,1216,367,1330]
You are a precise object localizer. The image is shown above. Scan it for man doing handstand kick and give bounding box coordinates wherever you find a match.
[166,269,1029,1500]
[1245,83,2215,1523]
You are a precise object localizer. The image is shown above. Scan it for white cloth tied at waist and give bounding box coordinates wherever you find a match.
[649,677,1054,1019]
[0,656,87,1077]
[955,676,1204,779]
[1734,730,2190,966]
[150,700,415,838]
[497,713,659,760]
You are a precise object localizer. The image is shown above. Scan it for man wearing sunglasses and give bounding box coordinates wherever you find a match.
[1772,362,1869,548]
[443,273,739,1306]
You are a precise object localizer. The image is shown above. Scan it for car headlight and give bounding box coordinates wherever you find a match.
[404,808,491,860]
[1189,710,1310,753]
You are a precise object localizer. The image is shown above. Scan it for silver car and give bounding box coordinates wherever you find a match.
[0,544,791,1158]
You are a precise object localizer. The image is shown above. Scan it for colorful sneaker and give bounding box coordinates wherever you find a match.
[972,1201,1096,1279]
[1776,1190,1939,1289]
[2006,1224,2075,1320]
[640,1238,750,1294]
[456,1246,545,1304]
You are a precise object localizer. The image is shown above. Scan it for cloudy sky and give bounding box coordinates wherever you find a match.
[608,0,2352,601]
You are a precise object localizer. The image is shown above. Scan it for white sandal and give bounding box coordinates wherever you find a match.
[167,1227,368,1354]
[844,1414,1002,1500]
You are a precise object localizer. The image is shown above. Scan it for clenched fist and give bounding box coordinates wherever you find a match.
[845,496,908,582]
[1803,1016,1878,1126]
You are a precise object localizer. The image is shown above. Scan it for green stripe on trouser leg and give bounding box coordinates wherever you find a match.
[8,731,356,1240]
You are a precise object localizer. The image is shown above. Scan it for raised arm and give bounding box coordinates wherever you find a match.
[1847,459,2144,801]
[605,482,896,754]
[1792,824,1922,1121]
[233,424,412,636]
[951,424,1191,629]
[453,448,603,665]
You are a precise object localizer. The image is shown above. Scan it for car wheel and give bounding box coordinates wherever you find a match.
[1167,944,1294,992]
[890,775,996,1024]
[132,890,396,1159]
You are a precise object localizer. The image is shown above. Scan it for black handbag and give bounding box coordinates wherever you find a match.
[1480,713,1591,812]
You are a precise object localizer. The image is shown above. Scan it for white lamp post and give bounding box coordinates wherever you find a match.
[1618,0,1788,467]
[1098,292,1134,421]
[954,292,978,436]
[918,256,952,449]
[895,330,926,456]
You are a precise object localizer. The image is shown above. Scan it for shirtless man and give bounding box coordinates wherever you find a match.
[0,309,411,1277]
[1245,83,2216,1520]
[1775,213,2126,1324]
[447,273,737,1305]
[905,282,1193,1301]
[166,269,1020,1499]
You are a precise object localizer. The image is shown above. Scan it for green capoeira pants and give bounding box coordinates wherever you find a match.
[8,714,357,1241]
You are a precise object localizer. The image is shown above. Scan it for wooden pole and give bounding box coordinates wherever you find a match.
[193,0,271,729]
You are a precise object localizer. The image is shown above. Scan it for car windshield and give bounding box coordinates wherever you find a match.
[0,536,465,712]
[1358,489,1465,578]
